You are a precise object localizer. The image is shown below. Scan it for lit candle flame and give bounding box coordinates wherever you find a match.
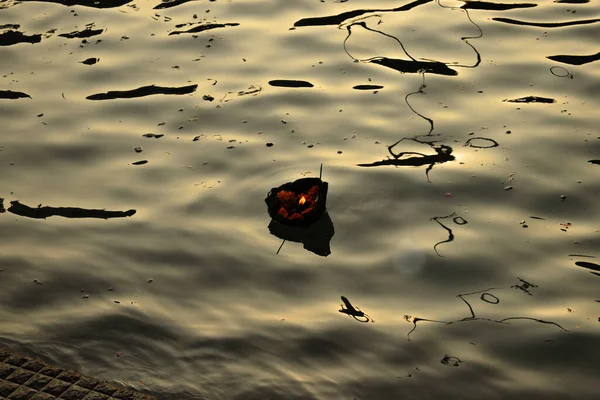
[299,196,306,205]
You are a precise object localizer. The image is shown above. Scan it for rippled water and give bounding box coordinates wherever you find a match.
[1,0,599,399]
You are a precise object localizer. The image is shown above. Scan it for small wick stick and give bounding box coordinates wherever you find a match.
[276,239,286,254]
[319,163,323,179]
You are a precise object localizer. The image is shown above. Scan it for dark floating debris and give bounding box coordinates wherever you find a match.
[358,143,455,182]
[169,23,240,36]
[512,277,538,295]
[0,30,42,46]
[59,28,104,39]
[143,133,164,138]
[18,0,133,8]
[441,355,463,367]
[589,160,600,165]
[550,66,572,78]
[353,84,384,90]
[293,0,432,27]
[575,261,600,277]
[221,85,262,102]
[493,17,600,28]
[202,94,214,101]
[131,160,148,165]
[547,52,600,66]
[461,1,537,10]
[369,57,458,76]
[154,0,197,9]
[87,84,198,100]
[6,200,136,219]
[80,57,98,65]
[503,96,555,104]
[0,90,31,99]
[268,80,314,88]
[554,0,589,3]
[481,293,500,304]
[465,137,498,148]
[339,296,373,323]
[0,198,5,213]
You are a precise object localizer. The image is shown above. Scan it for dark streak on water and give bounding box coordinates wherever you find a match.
[503,96,556,103]
[18,0,133,8]
[575,261,600,274]
[0,30,41,46]
[169,23,239,36]
[153,0,196,9]
[589,160,600,165]
[547,52,600,65]
[370,57,458,76]
[143,133,164,138]
[554,0,590,3]
[461,1,537,11]
[0,90,31,99]
[59,28,103,39]
[268,80,314,88]
[6,200,135,219]
[86,84,198,100]
[293,0,432,27]
[493,17,600,28]
[352,84,384,90]
[131,160,148,165]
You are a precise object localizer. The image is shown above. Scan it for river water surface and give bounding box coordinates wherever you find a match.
[1,0,599,399]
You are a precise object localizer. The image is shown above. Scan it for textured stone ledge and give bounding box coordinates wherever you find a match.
[0,347,157,400]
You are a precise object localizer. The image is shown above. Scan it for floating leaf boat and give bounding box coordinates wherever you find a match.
[265,176,328,228]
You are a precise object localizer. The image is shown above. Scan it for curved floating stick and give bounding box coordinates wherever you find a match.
[405,280,567,341]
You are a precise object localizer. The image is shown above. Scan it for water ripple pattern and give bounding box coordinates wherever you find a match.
[1,0,599,399]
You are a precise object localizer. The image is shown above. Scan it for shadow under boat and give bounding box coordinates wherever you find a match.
[268,212,334,257]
